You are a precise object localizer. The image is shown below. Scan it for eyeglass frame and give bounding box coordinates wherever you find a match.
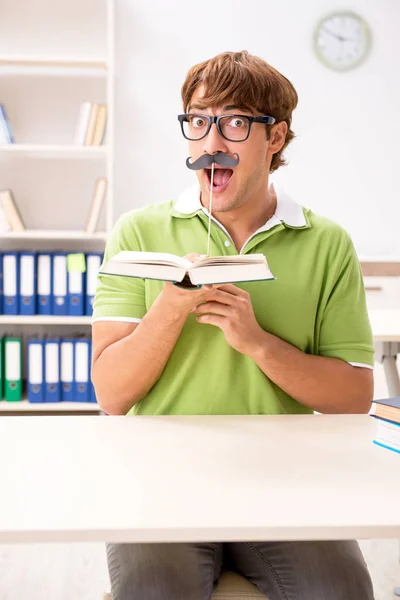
[177,113,277,142]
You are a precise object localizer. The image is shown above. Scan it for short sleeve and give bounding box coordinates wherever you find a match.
[318,238,374,367]
[92,213,146,323]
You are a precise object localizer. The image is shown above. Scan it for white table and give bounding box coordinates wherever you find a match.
[369,309,400,396]
[0,414,399,544]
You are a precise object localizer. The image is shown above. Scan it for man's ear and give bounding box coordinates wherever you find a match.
[269,122,288,154]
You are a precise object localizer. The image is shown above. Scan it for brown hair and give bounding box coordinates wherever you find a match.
[181,50,298,173]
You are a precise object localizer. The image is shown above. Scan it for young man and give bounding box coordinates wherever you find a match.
[92,51,375,600]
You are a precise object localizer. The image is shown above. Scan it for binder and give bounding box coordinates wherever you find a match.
[60,338,74,402]
[3,252,19,315]
[0,337,3,399]
[52,253,67,316]
[37,253,52,315]
[0,252,3,314]
[74,337,89,402]
[68,269,85,316]
[27,338,44,403]
[4,336,22,401]
[88,338,97,403]
[19,251,37,315]
[44,337,61,402]
[85,253,102,315]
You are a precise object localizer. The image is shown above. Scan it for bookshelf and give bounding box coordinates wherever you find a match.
[0,0,114,414]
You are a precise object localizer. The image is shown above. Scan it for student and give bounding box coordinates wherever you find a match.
[92,51,374,600]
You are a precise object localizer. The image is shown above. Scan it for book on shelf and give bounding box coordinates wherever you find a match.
[100,251,275,287]
[0,189,25,232]
[0,250,102,317]
[74,102,107,146]
[371,397,400,454]
[84,177,107,234]
[0,104,14,144]
[92,104,107,145]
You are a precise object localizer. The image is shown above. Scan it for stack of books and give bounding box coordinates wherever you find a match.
[0,104,14,144]
[371,397,400,454]
[0,251,103,316]
[74,102,107,145]
[0,336,96,404]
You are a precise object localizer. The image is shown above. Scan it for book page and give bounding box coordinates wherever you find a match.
[192,254,267,268]
[111,251,192,269]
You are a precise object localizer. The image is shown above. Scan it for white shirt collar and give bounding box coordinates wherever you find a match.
[172,183,307,229]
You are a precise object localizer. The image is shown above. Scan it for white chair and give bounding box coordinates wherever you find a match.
[103,570,267,599]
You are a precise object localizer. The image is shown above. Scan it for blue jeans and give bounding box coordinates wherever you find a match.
[106,540,374,599]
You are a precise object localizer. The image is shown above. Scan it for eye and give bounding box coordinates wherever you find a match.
[191,116,207,128]
[228,117,246,128]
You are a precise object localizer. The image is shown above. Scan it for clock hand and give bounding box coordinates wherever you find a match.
[322,26,356,43]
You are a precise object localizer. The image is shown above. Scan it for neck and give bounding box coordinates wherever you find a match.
[210,183,277,251]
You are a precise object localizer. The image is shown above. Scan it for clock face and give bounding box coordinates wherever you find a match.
[314,11,372,71]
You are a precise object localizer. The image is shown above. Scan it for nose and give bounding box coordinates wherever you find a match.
[202,121,229,156]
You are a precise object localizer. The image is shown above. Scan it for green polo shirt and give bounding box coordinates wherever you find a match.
[92,184,374,416]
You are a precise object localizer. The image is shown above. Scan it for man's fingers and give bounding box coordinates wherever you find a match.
[212,284,244,296]
[192,301,232,317]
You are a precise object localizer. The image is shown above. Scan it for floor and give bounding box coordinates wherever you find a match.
[0,363,398,600]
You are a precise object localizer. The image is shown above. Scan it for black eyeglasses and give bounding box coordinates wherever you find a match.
[178,113,276,142]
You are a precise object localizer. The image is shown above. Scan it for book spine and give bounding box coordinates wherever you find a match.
[74,101,92,145]
[85,178,107,234]
[84,103,99,146]
[0,104,14,144]
[91,104,107,146]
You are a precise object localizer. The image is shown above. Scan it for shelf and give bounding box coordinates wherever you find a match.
[0,55,108,70]
[0,316,92,325]
[0,400,101,413]
[0,145,107,158]
[0,230,107,241]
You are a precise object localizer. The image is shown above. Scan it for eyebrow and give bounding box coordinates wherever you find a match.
[187,104,252,113]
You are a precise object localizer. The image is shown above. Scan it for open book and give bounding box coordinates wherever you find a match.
[100,251,275,287]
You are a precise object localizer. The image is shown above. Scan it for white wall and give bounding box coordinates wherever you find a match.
[114,0,400,257]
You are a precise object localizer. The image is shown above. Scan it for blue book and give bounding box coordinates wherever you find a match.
[88,338,97,403]
[373,417,400,454]
[27,338,45,403]
[60,338,74,402]
[44,337,61,402]
[85,253,102,315]
[52,253,67,316]
[37,253,52,315]
[67,269,85,316]
[0,252,3,314]
[73,337,89,402]
[2,252,19,315]
[19,251,37,315]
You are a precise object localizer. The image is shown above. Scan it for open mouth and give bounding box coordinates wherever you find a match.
[205,167,233,193]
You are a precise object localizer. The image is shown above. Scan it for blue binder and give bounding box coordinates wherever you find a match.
[37,253,52,315]
[85,253,103,316]
[52,253,67,316]
[0,252,3,314]
[60,338,74,402]
[44,337,61,402]
[27,338,44,403]
[73,337,89,402]
[68,269,85,316]
[88,338,97,403]
[2,252,19,315]
[19,251,37,315]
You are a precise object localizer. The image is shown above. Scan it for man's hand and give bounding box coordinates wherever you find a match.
[192,284,264,355]
[161,254,218,315]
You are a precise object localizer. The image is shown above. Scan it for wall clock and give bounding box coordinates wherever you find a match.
[314,11,372,71]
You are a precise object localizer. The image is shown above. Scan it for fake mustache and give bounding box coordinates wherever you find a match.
[186,152,240,170]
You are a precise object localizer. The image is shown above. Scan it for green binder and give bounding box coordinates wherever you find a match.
[5,336,22,402]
